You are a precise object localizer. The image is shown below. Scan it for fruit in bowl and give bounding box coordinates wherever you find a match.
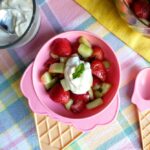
[32,31,120,119]
[115,0,150,36]
[40,36,112,113]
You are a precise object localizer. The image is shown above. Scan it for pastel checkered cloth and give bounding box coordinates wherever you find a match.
[0,0,150,150]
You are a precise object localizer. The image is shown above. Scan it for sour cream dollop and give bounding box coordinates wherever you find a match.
[64,54,93,94]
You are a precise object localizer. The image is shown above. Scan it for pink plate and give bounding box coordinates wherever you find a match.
[20,63,119,131]
[32,31,120,120]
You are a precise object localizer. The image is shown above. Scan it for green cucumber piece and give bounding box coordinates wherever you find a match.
[49,63,65,73]
[51,53,59,59]
[60,79,70,91]
[44,78,57,90]
[93,84,101,90]
[100,83,111,96]
[94,91,103,98]
[86,98,103,109]
[78,43,93,58]
[41,72,52,84]
[65,99,74,110]
[79,36,91,48]
[102,60,111,69]
[60,57,67,63]
[89,88,94,100]
[41,72,57,90]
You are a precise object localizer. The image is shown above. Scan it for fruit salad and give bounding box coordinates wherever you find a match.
[128,0,150,25]
[40,36,112,113]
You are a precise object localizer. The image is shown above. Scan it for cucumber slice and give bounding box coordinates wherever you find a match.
[65,99,74,110]
[94,91,103,98]
[94,83,111,98]
[49,63,65,73]
[45,78,57,90]
[79,36,91,48]
[60,79,70,91]
[60,57,67,63]
[100,83,111,96]
[89,88,94,100]
[41,72,57,90]
[41,72,52,84]
[51,53,59,59]
[78,43,93,58]
[86,98,103,109]
[102,60,111,69]
[93,84,101,90]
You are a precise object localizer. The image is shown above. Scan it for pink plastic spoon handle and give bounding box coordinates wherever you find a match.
[20,63,47,114]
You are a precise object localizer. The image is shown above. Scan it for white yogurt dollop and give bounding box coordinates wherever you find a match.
[64,54,93,94]
[0,0,33,36]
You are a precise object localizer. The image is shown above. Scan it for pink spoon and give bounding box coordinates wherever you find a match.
[132,68,150,111]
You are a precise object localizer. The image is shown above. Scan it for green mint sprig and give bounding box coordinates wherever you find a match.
[73,63,85,79]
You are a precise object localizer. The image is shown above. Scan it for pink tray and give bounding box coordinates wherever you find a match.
[21,63,120,131]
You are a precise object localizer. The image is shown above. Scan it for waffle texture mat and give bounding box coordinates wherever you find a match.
[138,111,150,150]
[34,114,82,150]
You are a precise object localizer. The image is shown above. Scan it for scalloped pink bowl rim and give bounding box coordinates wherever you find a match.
[21,31,121,131]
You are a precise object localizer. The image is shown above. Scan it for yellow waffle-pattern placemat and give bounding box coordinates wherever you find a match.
[75,0,150,62]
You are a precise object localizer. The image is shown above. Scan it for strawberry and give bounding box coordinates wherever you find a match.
[72,41,79,54]
[124,0,133,5]
[91,60,106,81]
[50,38,72,57]
[44,57,58,70]
[71,92,90,103]
[92,76,101,87]
[91,46,104,61]
[49,83,70,104]
[71,100,85,113]
[132,0,150,19]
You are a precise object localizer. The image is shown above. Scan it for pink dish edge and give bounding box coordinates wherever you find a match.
[20,63,120,131]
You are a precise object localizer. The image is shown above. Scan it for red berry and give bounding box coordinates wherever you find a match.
[71,100,85,113]
[49,83,70,104]
[91,46,104,61]
[124,0,133,5]
[92,76,101,87]
[72,41,79,54]
[44,57,58,70]
[132,1,150,19]
[71,92,90,103]
[50,38,72,57]
[91,60,106,81]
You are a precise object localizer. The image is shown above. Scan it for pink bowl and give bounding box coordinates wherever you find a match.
[32,31,120,119]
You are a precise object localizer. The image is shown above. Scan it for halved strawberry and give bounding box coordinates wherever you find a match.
[71,92,90,103]
[50,38,72,57]
[91,60,106,81]
[92,76,101,87]
[71,100,85,113]
[49,83,70,104]
[91,46,104,61]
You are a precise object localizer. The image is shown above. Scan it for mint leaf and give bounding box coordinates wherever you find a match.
[73,63,85,79]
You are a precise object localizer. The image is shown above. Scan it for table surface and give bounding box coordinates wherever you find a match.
[0,0,150,150]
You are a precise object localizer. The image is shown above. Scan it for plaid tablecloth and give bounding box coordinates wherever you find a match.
[0,0,150,150]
